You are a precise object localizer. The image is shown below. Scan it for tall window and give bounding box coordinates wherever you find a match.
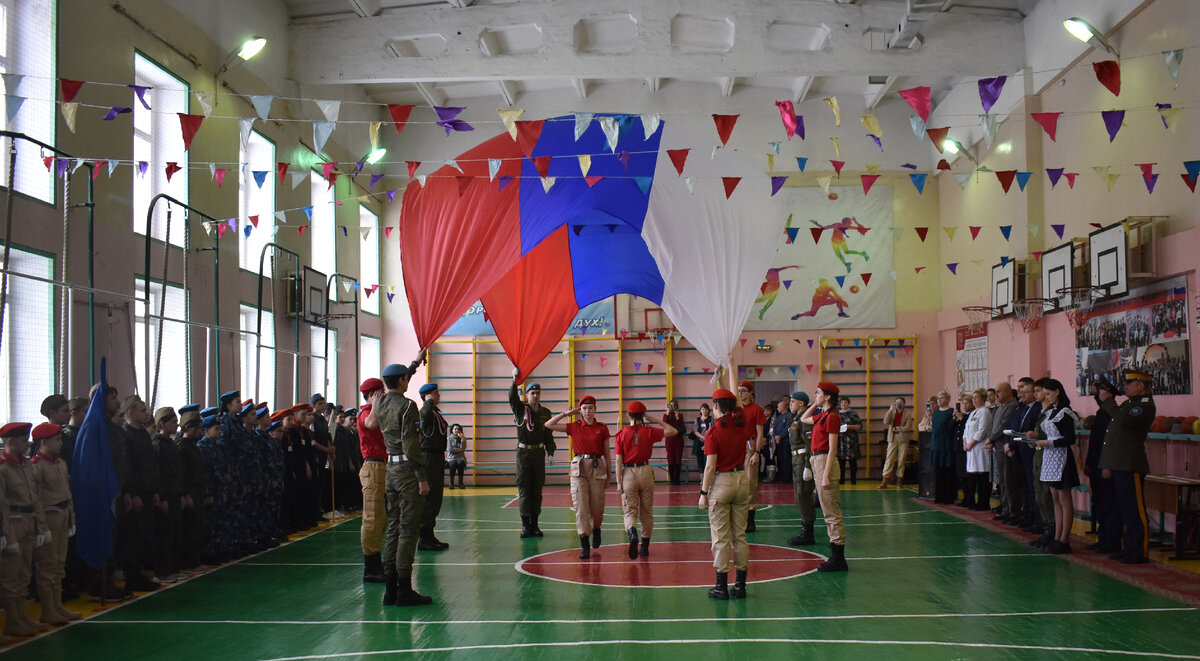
[310,175,335,292]
[0,245,54,422]
[132,53,188,246]
[359,207,379,314]
[134,277,187,409]
[360,335,381,384]
[310,325,338,405]
[0,0,55,203]
[240,304,275,404]
[240,130,276,273]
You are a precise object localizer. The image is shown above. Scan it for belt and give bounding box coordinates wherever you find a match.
[517,443,543,450]
[792,449,808,456]
[626,462,650,468]
[718,466,745,473]
[364,457,385,463]
[576,454,603,459]
[387,454,410,464]
[9,505,34,513]
[812,450,829,456]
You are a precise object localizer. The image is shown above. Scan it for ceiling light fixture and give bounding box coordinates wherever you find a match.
[218,36,267,75]
[1062,18,1118,56]
[943,137,977,164]
[365,148,387,165]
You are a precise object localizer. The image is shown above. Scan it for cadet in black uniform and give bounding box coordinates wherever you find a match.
[175,408,207,571]
[118,395,161,592]
[418,383,450,551]
[509,375,555,538]
[152,407,183,583]
[1097,369,1156,564]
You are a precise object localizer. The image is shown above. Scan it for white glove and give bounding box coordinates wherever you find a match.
[512,367,521,379]
[839,424,848,433]
[44,530,52,545]
[68,525,76,538]
[803,466,813,481]
[546,455,554,466]
[6,542,18,554]
[35,532,47,547]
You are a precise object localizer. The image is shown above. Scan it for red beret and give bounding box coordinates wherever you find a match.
[359,378,384,395]
[626,401,646,415]
[294,404,312,413]
[816,381,840,395]
[270,410,290,422]
[578,395,597,407]
[0,422,32,438]
[32,423,62,441]
[713,389,737,400]
[241,398,255,409]
[737,381,754,392]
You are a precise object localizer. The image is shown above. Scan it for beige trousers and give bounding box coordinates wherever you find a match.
[0,516,34,599]
[810,454,846,545]
[746,451,760,509]
[359,461,387,555]
[882,430,911,482]
[33,508,70,597]
[620,464,655,536]
[708,470,750,572]
[571,455,608,536]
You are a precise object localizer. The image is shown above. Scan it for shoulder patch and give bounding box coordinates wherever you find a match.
[1129,407,1143,416]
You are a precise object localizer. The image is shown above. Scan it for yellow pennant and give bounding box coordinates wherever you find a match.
[860,114,882,138]
[497,108,525,140]
[944,226,958,241]
[578,154,591,177]
[823,96,841,128]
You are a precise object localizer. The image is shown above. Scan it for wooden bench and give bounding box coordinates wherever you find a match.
[1145,473,1200,560]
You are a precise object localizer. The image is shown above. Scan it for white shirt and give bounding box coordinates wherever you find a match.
[963,407,993,473]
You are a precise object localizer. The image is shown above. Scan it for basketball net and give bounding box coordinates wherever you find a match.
[1012,298,1050,334]
[650,328,671,357]
[1059,286,1105,331]
[962,306,998,334]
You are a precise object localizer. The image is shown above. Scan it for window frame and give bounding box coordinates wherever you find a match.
[132,50,190,248]
[239,129,277,275]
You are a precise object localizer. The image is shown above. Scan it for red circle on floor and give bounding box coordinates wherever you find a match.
[516,541,825,588]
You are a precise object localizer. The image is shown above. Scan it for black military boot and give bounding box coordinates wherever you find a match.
[579,535,591,559]
[392,575,433,606]
[746,509,757,533]
[729,568,748,599]
[592,527,602,548]
[817,543,848,572]
[708,572,729,600]
[418,528,449,551]
[382,574,398,606]
[788,523,815,546]
[520,516,535,538]
[363,553,386,583]
[639,538,650,557]
[627,528,639,559]
[531,514,544,537]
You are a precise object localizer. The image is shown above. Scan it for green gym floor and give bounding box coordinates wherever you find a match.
[6,483,1200,660]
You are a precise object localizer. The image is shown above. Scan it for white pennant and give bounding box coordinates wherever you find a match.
[5,95,24,123]
[597,116,619,152]
[711,145,722,160]
[250,95,274,121]
[107,159,119,177]
[360,227,371,239]
[909,114,926,140]
[208,162,216,180]
[368,121,382,149]
[816,175,832,195]
[416,175,427,186]
[980,114,998,149]
[238,118,254,151]
[685,177,695,194]
[953,172,971,189]
[640,113,661,139]
[203,222,215,237]
[193,90,214,117]
[274,210,287,224]
[573,113,594,141]
[498,108,524,140]
[768,141,781,155]
[343,281,354,293]
[541,176,556,193]
[291,170,308,190]
[315,99,341,122]
[313,120,336,155]
[445,159,462,173]
[1164,49,1183,88]
[488,158,501,181]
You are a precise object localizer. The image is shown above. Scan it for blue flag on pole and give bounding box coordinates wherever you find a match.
[70,358,121,568]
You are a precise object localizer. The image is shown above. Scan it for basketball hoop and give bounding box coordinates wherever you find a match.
[962,306,1000,333]
[1012,298,1052,334]
[1056,286,1107,331]
[648,328,673,357]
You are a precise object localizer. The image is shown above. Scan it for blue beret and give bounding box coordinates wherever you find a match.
[525,382,541,392]
[240,401,256,415]
[219,390,240,403]
[200,406,219,418]
[177,403,200,414]
[257,405,269,417]
[267,420,282,432]
[791,391,810,403]
[201,415,220,429]
[419,383,438,396]
[310,393,325,405]
[344,408,357,418]
[381,363,410,378]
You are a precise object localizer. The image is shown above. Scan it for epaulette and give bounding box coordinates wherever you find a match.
[1140,396,1151,402]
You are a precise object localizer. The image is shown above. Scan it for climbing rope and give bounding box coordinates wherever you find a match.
[59,172,71,393]
[149,204,172,411]
[0,138,18,359]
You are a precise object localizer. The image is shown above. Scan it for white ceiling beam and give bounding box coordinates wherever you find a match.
[573,78,588,100]
[413,81,446,108]
[864,74,897,110]
[496,79,516,106]
[289,0,1026,85]
[718,76,736,97]
[793,75,814,103]
[346,0,381,18]
[647,77,661,92]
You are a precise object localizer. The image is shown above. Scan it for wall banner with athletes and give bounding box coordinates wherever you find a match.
[1074,275,1190,396]
[743,185,895,330]
[956,325,989,395]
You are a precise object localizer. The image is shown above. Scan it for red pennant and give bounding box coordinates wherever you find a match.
[740,339,747,347]
[755,368,763,377]
[969,226,982,240]
[1064,172,1078,188]
[277,162,289,184]
[60,78,85,103]
[298,226,307,237]
[860,174,879,194]
[831,160,845,177]
[810,228,824,244]
[515,120,544,157]
[249,215,259,229]
[722,177,741,199]
[915,227,929,242]
[712,114,739,146]
[165,162,182,182]
[531,156,551,178]
[861,273,872,286]
[214,168,229,188]
[42,155,54,171]
[216,222,228,239]
[883,339,891,346]
[384,226,394,239]
[925,127,950,153]
[92,160,106,179]
[457,175,472,197]
[1136,163,1156,179]
[585,176,604,187]
[406,161,420,179]
[995,170,1017,193]
[836,340,844,346]
[386,104,414,134]
[322,161,337,181]
[915,267,926,274]
[667,148,690,175]
[806,364,814,373]
[936,159,951,171]
[897,86,931,122]
[1183,174,1198,193]
[1031,251,1043,262]
[177,113,204,151]
[1093,60,1121,97]
[1089,222,1103,229]
[856,357,863,366]
[650,364,656,374]
[1031,112,1061,141]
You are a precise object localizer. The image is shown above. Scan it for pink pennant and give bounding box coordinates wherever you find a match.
[165,162,182,182]
[1031,112,1061,141]
[322,161,337,181]
[806,364,814,374]
[216,222,229,239]
[1064,173,1078,188]
[712,114,739,146]
[898,86,931,122]
[915,267,926,274]
[384,226,394,239]
[739,339,747,347]
[91,160,106,179]
[1093,60,1121,97]
[830,160,845,177]
[600,356,608,367]
[667,149,690,175]
[1136,163,1156,179]
[861,174,879,195]
[722,177,741,199]
[1031,251,1043,262]
[775,100,798,139]
[214,168,229,187]
[177,113,204,151]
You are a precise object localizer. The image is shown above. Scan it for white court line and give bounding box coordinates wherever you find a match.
[81,606,1198,627]
[370,508,939,528]
[260,636,1200,661]
[323,521,973,534]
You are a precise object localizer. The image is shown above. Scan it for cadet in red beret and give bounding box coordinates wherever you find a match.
[735,381,767,532]
[614,401,677,558]
[31,423,82,625]
[698,389,752,599]
[800,381,848,572]
[357,377,389,582]
[547,395,612,558]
